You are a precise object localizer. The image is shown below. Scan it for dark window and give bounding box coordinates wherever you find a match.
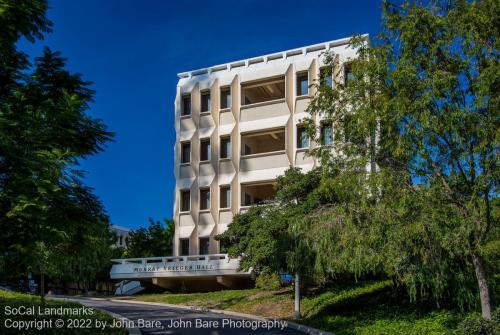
[181,142,191,163]
[297,126,309,149]
[344,65,354,87]
[296,72,309,96]
[199,238,210,255]
[220,87,231,109]
[182,94,191,116]
[320,124,333,145]
[244,144,252,155]
[220,186,231,208]
[180,190,190,212]
[244,193,252,206]
[200,188,210,210]
[220,137,231,159]
[320,68,333,88]
[119,235,123,246]
[201,91,211,113]
[200,139,211,161]
[180,239,189,256]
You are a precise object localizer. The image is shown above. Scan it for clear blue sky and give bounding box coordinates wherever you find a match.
[19,0,382,230]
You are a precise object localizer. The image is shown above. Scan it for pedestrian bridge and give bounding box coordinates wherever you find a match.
[110,254,252,291]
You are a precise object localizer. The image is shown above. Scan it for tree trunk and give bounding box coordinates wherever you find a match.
[472,252,491,320]
[40,272,45,305]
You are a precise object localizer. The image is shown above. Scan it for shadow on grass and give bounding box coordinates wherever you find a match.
[299,281,464,335]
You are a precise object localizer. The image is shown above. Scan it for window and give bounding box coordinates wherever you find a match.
[220,137,231,159]
[200,139,211,161]
[296,126,309,149]
[241,77,285,105]
[180,189,190,212]
[320,124,333,145]
[181,142,191,164]
[182,94,191,116]
[241,128,285,156]
[344,64,354,87]
[200,188,210,210]
[199,237,210,255]
[180,238,189,256]
[220,87,231,109]
[296,72,309,96]
[320,67,333,88]
[220,186,231,208]
[201,91,211,113]
[119,235,123,246]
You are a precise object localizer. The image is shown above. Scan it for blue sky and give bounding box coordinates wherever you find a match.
[19,0,382,229]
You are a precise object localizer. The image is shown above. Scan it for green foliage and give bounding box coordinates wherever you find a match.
[217,167,322,276]
[0,289,126,334]
[125,218,174,258]
[299,281,467,335]
[218,0,499,318]
[301,0,499,314]
[134,280,476,334]
[0,0,115,288]
[255,273,282,291]
[458,307,500,335]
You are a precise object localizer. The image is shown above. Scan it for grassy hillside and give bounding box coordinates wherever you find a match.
[0,290,126,334]
[128,280,480,335]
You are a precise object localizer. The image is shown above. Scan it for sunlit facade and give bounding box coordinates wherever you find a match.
[173,35,367,256]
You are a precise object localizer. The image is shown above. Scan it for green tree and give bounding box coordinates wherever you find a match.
[302,0,499,319]
[218,0,499,321]
[217,167,322,279]
[0,0,115,290]
[125,219,174,258]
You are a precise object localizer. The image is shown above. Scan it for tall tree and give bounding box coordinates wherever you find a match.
[302,0,499,319]
[0,0,114,290]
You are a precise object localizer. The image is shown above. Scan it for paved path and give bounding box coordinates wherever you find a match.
[64,297,303,334]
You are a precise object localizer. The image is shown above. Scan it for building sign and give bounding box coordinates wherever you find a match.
[133,263,216,273]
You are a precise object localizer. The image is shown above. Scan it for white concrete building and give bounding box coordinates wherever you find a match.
[110,35,367,291]
[173,35,365,256]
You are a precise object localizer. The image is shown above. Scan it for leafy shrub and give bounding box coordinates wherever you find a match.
[458,308,500,335]
[255,273,281,291]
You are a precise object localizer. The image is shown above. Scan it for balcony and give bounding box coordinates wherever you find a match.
[239,85,290,133]
[239,128,289,183]
[241,77,285,106]
[241,128,285,156]
[239,152,289,182]
[241,183,276,207]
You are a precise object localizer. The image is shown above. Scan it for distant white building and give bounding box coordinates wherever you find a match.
[111,225,130,248]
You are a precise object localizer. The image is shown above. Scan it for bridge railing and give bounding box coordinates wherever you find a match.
[111,253,232,266]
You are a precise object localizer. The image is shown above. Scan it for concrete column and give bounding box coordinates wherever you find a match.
[294,273,301,320]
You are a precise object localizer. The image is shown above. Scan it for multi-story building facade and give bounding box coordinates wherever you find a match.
[110,35,367,291]
[173,35,367,257]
